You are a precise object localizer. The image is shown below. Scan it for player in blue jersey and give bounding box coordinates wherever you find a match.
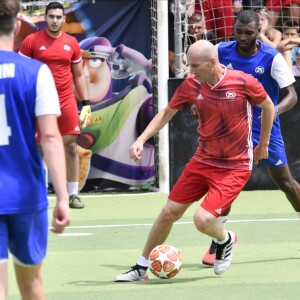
[0,0,70,299]
[197,9,300,266]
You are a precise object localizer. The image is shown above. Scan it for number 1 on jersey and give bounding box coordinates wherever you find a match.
[0,94,12,146]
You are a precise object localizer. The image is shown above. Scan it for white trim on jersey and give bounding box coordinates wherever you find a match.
[72,57,82,64]
[18,51,30,59]
[246,101,254,170]
[271,53,296,89]
[35,64,61,117]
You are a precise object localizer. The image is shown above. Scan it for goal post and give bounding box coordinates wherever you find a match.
[155,0,170,193]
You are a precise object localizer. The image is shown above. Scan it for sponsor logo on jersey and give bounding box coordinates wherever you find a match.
[255,66,264,74]
[64,45,71,51]
[197,93,204,100]
[226,63,233,69]
[226,91,236,99]
[39,45,46,50]
[75,126,80,132]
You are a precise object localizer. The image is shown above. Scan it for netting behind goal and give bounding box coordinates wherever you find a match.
[170,0,300,77]
[193,1,300,34]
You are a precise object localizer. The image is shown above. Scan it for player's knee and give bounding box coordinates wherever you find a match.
[160,206,183,223]
[193,215,212,233]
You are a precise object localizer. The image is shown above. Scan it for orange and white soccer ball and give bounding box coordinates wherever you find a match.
[148,244,182,279]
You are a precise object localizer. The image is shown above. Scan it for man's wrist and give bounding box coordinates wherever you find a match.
[82,100,90,106]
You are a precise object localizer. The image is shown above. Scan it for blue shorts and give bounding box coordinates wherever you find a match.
[0,209,48,265]
[253,134,287,168]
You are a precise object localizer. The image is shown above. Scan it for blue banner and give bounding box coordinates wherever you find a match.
[17,0,155,191]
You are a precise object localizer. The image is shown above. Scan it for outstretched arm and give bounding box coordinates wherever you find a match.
[129,106,177,162]
[277,38,300,69]
[277,37,300,51]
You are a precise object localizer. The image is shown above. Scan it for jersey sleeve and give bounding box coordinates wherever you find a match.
[271,53,296,88]
[71,37,82,64]
[35,64,61,117]
[169,76,197,110]
[244,74,268,105]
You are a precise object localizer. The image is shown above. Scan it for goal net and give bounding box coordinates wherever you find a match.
[170,0,300,77]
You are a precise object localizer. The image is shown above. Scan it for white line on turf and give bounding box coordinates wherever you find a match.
[49,218,299,231]
[48,193,159,199]
[58,233,93,237]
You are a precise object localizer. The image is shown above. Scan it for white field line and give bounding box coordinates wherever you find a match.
[49,218,299,231]
[48,193,160,199]
[59,233,93,236]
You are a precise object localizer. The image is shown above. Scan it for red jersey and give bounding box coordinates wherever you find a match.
[169,68,267,170]
[19,30,82,105]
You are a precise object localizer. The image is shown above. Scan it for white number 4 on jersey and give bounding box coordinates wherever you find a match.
[0,94,12,146]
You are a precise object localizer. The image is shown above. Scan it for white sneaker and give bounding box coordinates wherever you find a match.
[114,264,149,282]
[213,231,238,275]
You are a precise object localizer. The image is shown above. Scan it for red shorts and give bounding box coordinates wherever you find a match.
[266,0,300,11]
[196,0,234,37]
[36,99,80,141]
[169,159,251,217]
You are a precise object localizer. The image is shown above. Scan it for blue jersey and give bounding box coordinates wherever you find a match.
[218,41,283,138]
[0,51,47,214]
[218,41,295,168]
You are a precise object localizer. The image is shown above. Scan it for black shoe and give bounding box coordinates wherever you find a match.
[69,194,85,209]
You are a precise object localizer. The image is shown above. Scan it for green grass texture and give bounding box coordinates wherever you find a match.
[7,190,300,300]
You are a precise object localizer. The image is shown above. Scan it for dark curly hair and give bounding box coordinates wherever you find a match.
[45,1,64,16]
[236,9,260,27]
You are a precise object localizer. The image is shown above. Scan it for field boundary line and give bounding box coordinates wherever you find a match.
[49,218,299,230]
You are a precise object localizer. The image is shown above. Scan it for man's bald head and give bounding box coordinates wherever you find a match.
[187,40,218,61]
[186,40,224,85]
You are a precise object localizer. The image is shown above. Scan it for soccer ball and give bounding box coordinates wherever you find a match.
[148,244,182,279]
